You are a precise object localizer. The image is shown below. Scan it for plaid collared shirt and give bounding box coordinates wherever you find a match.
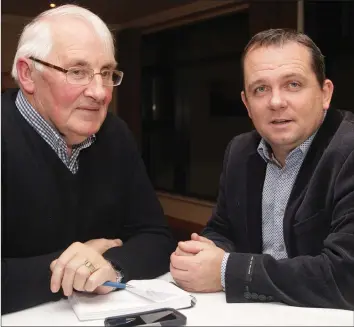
[257,133,316,259]
[15,90,96,174]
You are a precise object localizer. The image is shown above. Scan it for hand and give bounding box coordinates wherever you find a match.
[85,238,123,254]
[170,240,224,293]
[51,238,122,279]
[190,233,215,246]
[50,241,121,297]
[175,233,215,256]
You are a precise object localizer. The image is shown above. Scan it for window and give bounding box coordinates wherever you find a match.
[141,10,252,200]
[305,1,354,111]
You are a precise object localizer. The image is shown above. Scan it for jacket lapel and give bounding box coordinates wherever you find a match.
[246,151,266,253]
[283,109,344,256]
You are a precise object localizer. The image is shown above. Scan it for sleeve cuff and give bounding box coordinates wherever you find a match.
[221,252,230,291]
[225,252,255,303]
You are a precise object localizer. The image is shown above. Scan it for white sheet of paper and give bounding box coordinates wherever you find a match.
[126,280,182,302]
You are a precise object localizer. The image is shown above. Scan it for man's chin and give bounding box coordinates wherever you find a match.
[268,137,300,149]
[66,127,100,145]
[78,121,103,135]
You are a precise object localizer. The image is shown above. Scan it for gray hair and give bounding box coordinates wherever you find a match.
[11,4,115,82]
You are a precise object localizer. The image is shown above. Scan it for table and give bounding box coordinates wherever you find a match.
[2,274,353,326]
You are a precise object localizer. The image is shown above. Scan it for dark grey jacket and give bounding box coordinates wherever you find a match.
[203,108,354,310]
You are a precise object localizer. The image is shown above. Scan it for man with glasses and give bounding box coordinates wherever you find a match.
[2,5,174,313]
[28,56,124,88]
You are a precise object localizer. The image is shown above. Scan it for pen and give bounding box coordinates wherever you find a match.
[102,281,133,289]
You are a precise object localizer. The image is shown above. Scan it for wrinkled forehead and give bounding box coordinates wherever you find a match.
[47,16,115,65]
[243,43,313,80]
[244,42,312,68]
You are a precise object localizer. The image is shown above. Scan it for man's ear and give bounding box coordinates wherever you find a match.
[16,58,35,94]
[322,79,334,111]
[241,90,252,119]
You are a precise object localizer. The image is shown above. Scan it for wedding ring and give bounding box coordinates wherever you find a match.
[84,259,97,273]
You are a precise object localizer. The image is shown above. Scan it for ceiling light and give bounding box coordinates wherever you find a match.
[50,3,56,8]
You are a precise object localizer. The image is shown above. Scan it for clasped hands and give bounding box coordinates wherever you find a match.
[50,238,123,297]
[170,233,225,292]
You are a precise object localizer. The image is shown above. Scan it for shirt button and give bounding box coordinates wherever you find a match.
[251,293,258,300]
[244,292,251,300]
[279,244,285,251]
[259,294,266,301]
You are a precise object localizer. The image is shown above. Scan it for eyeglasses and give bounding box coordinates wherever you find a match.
[29,56,124,87]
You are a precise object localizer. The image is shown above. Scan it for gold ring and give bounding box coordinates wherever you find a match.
[84,259,97,273]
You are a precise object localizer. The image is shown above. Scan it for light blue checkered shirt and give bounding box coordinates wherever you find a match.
[220,131,317,290]
[15,90,95,174]
[257,134,315,259]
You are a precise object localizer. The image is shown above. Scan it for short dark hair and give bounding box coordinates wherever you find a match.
[241,28,326,90]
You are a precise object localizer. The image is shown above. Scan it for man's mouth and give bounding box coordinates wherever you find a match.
[271,119,292,125]
[78,107,100,111]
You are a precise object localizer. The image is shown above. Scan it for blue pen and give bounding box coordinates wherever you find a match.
[102,281,133,289]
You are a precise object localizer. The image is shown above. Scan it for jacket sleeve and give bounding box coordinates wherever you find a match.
[201,139,236,252]
[1,251,64,314]
[104,127,176,281]
[224,150,354,310]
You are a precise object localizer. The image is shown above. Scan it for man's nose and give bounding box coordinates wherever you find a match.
[85,74,106,102]
[269,89,287,110]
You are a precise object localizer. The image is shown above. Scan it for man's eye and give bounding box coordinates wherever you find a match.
[289,81,300,88]
[101,70,112,79]
[255,86,267,93]
[70,69,87,78]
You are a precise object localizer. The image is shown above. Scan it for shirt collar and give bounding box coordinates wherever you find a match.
[257,111,327,164]
[257,133,316,166]
[257,128,321,166]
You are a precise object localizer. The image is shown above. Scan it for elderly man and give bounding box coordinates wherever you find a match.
[170,28,354,310]
[2,5,175,314]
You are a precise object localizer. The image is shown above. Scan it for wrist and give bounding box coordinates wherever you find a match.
[115,269,123,283]
[107,260,124,286]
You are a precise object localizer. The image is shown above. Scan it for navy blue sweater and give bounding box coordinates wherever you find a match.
[1,89,175,314]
